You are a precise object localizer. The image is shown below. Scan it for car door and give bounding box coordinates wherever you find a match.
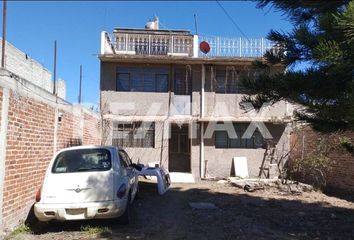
[118,150,138,201]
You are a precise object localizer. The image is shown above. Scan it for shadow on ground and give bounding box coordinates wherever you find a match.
[26,182,354,240]
[323,187,354,203]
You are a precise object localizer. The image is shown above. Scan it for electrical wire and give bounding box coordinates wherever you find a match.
[215,0,249,40]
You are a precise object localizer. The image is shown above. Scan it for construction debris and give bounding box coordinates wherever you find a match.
[227,178,314,195]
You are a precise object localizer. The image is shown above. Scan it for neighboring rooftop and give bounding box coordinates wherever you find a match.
[0,39,66,99]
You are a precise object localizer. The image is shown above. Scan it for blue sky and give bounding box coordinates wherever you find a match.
[4,1,292,106]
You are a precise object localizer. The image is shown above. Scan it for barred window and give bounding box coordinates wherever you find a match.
[116,67,169,92]
[112,122,155,148]
[214,68,239,94]
[215,123,264,149]
[174,67,192,95]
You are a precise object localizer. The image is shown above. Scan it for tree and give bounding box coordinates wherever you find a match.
[241,0,354,132]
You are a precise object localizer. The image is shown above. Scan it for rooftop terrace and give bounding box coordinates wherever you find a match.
[100,19,279,59]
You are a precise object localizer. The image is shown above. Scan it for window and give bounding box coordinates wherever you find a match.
[118,150,132,167]
[112,122,155,148]
[174,68,192,95]
[215,123,264,149]
[214,68,239,94]
[52,148,111,173]
[116,67,169,92]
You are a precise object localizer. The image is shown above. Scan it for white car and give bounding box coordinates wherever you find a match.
[34,145,140,224]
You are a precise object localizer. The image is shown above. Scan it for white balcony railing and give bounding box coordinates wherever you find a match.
[101,32,279,58]
[198,36,277,58]
[112,33,194,56]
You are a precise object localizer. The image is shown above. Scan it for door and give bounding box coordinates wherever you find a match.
[118,150,138,200]
[169,124,191,172]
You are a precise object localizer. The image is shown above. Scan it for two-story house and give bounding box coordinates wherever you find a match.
[99,18,292,181]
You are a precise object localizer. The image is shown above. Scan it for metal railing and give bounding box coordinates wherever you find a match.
[198,36,277,58]
[105,32,279,58]
[113,33,194,56]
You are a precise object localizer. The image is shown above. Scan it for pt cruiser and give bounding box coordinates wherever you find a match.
[34,145,140,224]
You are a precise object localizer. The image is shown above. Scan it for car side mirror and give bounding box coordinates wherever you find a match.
[130,163,143,171]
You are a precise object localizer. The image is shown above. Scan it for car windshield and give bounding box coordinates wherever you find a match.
[52,148,112,173]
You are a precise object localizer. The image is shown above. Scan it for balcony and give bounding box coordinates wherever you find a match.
[105,30,195,57]
[198,36,276,58]
[101,31,279,58]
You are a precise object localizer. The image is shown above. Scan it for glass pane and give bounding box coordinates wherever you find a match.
[118,151,129,167]
[216,75,226,93]
[130,71,144,91]
[229,137,240,148]
[240,138,247,148]
[246,138,255,148]
[143,72,155,92]
[52,149,111,173]
[144,132,154,148]
[174,71,185,95]
[117,73,130,91]
[215,131,228,148]
[253,130,264,148]
[156,74,168,92]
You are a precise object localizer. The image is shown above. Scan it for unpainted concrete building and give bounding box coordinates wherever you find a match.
[99,18,293,181]
[0,39,66,99]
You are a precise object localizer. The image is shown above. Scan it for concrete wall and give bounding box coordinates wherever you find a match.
[204,93,290,121]
[0,40,66,99]
[100,61,292,180]
[203,123,290,178]
[101,91,170,116]
[0,68,101,231]
[100,62,291,121]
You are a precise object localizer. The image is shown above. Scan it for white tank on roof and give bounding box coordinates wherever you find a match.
[145,16,159,30]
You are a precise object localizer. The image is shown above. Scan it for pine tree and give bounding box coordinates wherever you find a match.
[241,0,354,132]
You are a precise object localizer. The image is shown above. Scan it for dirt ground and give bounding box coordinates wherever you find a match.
[10,180,354,240]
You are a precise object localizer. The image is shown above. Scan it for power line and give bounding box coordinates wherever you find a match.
[215,0,249,40]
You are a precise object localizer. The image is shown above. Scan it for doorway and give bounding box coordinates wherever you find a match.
[169,124,191,172]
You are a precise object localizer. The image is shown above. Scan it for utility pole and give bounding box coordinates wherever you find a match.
[78,65,82,104]
[1,0,7,68]
[194,14,198,35]
[53,40,57,95]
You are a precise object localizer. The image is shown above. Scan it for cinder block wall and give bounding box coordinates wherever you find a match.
[0,69,101,231]
[0,40,52,93]
[0,40,66,100]
[290,126,354,192]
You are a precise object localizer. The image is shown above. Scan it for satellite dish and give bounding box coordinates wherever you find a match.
[199,41,210,54]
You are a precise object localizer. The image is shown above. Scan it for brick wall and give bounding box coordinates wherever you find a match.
[290,126,354,191]
[83,112,101,145]
[56,110,82,151]
[0,70,101,230]
[0,88,3,128]
[2,92,55,225]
